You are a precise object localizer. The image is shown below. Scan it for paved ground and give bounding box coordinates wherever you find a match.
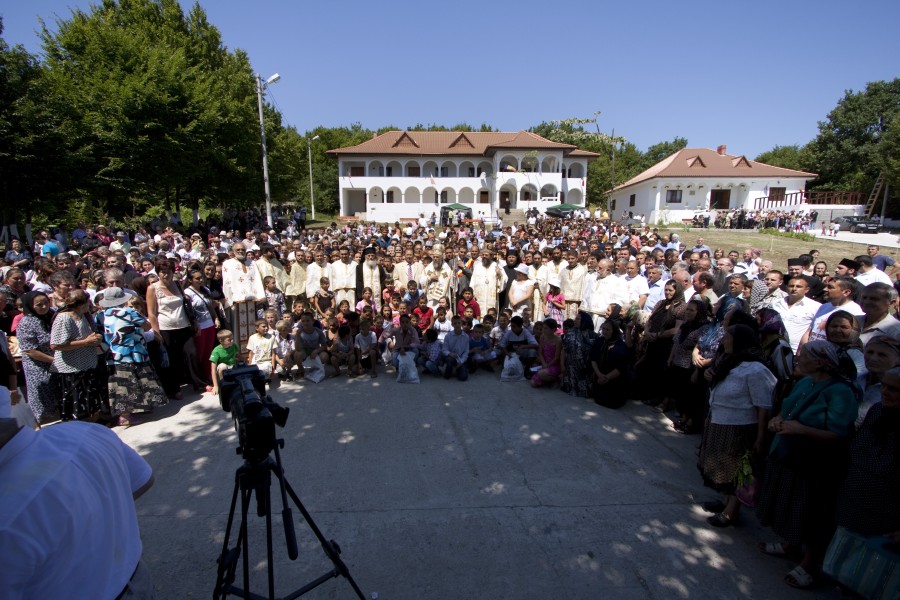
[809,228,900,248]
[120,372,840,600]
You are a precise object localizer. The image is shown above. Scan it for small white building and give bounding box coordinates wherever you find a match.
[327,130,598,221]
[608,145,821,224]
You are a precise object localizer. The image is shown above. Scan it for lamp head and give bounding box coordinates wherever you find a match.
[265,73,280,85]
[312,135,320,141]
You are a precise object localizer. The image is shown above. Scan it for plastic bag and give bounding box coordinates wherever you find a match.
[396,352,420,384]
[500,354,525,382]
[11,397,37,429]
[302,356,326,383]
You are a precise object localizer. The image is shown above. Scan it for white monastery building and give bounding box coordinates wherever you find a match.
[328,130,598,221]
[608,145,822,224]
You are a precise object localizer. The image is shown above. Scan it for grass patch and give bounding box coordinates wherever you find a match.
[759,228,817,242]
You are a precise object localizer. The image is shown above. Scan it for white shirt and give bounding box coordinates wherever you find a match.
[856,268,892,287]
[773,296,822,352]
[643,280,666,313]
[860,313,900,347]
[623,274,650,305]
[708,362,776,425]
[0,423,151,600]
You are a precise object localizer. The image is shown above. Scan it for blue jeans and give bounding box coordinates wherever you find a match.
[443,359,468,381]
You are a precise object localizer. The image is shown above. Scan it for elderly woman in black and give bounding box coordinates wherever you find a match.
[824,366,900,599]
[637,279,685,406]
[16,292,59,424]
[560,310,598,398]
[756,340,859,589]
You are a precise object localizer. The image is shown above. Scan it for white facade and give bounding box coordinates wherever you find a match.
[609,177,814,224]
[335,152,591,221]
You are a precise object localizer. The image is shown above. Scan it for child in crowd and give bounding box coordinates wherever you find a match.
[355,318,378,378]
[468,323,496,372]
[295,311,329,379]
[544,279,565,329]
[381,279,398,308]
[328,323,357,377]
[246,319,276,381]
[389,314,421,369]
[499,315,539,369]
[489,313,510,350]
[413,295,434,333]
[417,329,442,376]
[325,316,340,344]
[356,287,376,314]
[336,299,351,325]
[441,316,469,381]
[290,300,307,329]
[437,296,453,318]
[393,302,409,328]
[259,275,286,319]
[376,304,393,339]
[432,306,452,342]
[389,292,403,322]
[456,287,481,319]
[462,305,479,327]
[402,280,421,310]
[273,319,299,380]
[313,276,334,317]
[210,329,238,395]
[263,308,278,333]
[530,318,562,388]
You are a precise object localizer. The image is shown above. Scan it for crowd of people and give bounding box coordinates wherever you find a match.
[1,208,899,597]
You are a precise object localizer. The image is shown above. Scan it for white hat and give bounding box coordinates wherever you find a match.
[97,287,130,308]
[287,251,296,261]
[547,277,561,288]
[514,264,531,276]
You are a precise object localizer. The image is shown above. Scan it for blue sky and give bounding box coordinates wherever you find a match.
[3,0,898,158]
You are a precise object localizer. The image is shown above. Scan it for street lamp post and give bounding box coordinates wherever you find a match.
[256,72,280,228]
[307,135,320,221]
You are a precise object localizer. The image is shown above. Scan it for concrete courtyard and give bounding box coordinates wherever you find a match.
[120,372,838,600]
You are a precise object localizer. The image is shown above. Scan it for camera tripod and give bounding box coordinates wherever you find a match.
[213,438,366,600]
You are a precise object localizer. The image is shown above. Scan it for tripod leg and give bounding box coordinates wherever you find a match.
[240,484,253,599]
[214,472,243,599]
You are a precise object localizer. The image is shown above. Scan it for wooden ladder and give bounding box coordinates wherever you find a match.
[864,172,886,217]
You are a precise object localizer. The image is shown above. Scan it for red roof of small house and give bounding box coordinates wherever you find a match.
[327,130,600,158]
[614,147,816,190]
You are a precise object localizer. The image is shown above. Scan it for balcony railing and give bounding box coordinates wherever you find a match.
[753,190,864,210]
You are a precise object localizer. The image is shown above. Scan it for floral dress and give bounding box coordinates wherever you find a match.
[560,330,596,397]
[16,315,59,424]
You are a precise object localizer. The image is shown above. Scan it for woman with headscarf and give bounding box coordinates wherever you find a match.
[668,298,711,432]
[824,366,900,600]
[590,319,630,409]
[756,339,859,590]
[637,279,685,406]
[698,325,776,527]
[824,310,864,377]
[746,278,769,316]
[560,310,598,398]
[16,292,59,424]
[49,290,106,421]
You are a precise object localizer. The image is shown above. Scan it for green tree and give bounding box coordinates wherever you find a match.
[754,144,815,172]
[640,137,688,171]
[808,79,900,192]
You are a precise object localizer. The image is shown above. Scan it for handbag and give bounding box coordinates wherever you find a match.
[823,526,900,600]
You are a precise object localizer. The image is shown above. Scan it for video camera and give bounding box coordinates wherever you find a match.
[218,364,289,464]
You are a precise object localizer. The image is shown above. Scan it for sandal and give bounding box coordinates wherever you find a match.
[117,415,142,427]
[701,500,726,514]
[784,565,816,589]
[758,542,798,559]
[706,512,738,528]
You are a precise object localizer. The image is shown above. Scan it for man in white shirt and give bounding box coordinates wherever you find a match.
[855,256,893,287]
[330,246,358,306]
[774,276,821,353]
[801,277,864,346]
[623,260,650,308]
[0,420,155,599]
[643,265,666,313]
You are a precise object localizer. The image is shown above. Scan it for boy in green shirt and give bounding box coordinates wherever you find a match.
[210,329,238,395]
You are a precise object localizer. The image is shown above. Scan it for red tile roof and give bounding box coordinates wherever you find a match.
[327,130,600,158]
[615,147,816,190]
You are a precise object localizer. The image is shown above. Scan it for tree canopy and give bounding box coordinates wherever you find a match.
[2,2,896,227]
